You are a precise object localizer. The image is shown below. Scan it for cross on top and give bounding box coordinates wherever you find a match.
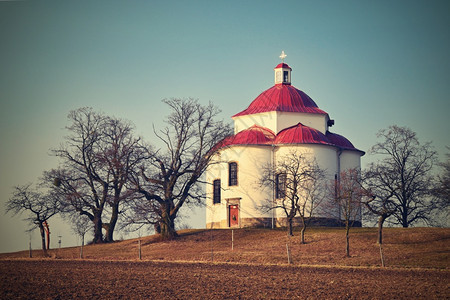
[279,50,287,62]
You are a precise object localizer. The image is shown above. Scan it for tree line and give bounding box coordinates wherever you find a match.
[6,99,231,255]
[259,125,449,258]
[5,99,449,257]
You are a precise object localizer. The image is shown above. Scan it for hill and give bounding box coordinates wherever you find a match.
[1,227,449,269]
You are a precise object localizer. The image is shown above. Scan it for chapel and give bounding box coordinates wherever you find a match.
[206,53,364,229]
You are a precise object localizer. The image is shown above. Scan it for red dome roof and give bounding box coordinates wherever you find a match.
[275,63,292,69]
[213,124,364,154]
[274,123,332,145]
[233,85,327,117]
[326,132,356,150]
[220,125,275,147]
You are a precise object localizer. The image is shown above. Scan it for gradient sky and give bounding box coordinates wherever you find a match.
[1,0,449,253]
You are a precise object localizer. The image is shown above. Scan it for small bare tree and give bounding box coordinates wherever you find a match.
[260,151,324,238]
[71,214,92,259]
[6,184,60,256]
[332,169,363,257]
[131,98,231,240]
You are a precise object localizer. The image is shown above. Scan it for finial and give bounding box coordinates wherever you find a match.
[279,50,287,62]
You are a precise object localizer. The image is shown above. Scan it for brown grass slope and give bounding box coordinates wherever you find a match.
[1,227,449,269]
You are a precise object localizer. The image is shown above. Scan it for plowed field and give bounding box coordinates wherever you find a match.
[0,259,448,299]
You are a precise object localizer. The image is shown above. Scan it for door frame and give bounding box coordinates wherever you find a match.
[226,198,241,228]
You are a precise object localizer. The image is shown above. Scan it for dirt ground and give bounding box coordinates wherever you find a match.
[0,259,448,299]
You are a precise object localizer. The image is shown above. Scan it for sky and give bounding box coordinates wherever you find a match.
[0,0,449,253]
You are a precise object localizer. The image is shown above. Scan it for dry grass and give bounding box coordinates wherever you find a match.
[2,227,449,269]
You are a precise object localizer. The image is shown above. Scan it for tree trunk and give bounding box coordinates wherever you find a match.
[345,224,350,257]
[160,211,177,240]
[287,219,294,236]
[92,212,104,243]
[39,224,47,256]
[154,223,161,234]
[80,234,84,259]
[378,215,386,245]
[104,202,119,242]
[401,204,409,228]
[44,221,50,250]
[300,217,306,244]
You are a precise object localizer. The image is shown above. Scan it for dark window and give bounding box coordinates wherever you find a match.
[283,71,289,83]
[213,179,221,204]
[276,173,286,199]
[229,162,238,186]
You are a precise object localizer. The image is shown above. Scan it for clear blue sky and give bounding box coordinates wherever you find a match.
[1,0,449,253]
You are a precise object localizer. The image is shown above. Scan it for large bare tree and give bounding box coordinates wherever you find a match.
[6,184,60,255]
[260,151,324,239]
[48,107,147,243]
[369,125,437,227]
[432,148,450,226]
[131,98,231,239]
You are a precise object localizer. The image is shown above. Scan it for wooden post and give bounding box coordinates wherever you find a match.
[231,230,234,251]
[286,243,292,264]
[29,239,32,258]
[138,239,142,260]
[210,229,214,262]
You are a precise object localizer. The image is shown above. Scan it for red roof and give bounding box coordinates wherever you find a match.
[233,84,327,117]
[326,132,356,150]
[274,123,332,145]
[275,63,292,70]
[219,125,275,147]
[214,124,364,154]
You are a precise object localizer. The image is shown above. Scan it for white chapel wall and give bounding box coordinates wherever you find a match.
[206,145,273,227]
[232,112,277,134]
[276,112,328,134]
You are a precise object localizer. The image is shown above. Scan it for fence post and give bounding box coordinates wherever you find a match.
[286,243,292,264]
[232,230,234,251]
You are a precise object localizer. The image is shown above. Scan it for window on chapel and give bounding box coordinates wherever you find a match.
[228,162,238,186]
[283,70,289,83]
[276,173,286,199]
[213,179,221,204]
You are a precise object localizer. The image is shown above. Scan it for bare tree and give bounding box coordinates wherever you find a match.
[332,169,363,257]
[6,184,60,256]
[362,167,397,245]
[132,98,231,239]
[298,174,326,243]
[260,151,324,239]
[369,125,437,227]
[71,214,91,259]
[48,107,147,243]
[432,148,450,226]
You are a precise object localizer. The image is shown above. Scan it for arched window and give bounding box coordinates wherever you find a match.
[213,179,221,204]
[228,162,238,186]
[276,173,286,199]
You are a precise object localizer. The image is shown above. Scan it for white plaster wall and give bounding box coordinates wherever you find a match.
[339,150,362,171]
[206,145,273,226]
[206,144,363,226]
[232,112,277,134]
[277,112,328,134]
[273,145,339,219]
[233,111,328,135]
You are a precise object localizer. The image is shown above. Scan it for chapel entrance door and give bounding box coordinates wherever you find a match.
[228,204,239,227]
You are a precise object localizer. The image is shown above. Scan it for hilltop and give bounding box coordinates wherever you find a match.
[2,227,449,269]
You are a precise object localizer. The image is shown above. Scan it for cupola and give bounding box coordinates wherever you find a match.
[274,51,291,85]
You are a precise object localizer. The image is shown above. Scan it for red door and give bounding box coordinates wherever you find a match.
[229,205,239,227]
